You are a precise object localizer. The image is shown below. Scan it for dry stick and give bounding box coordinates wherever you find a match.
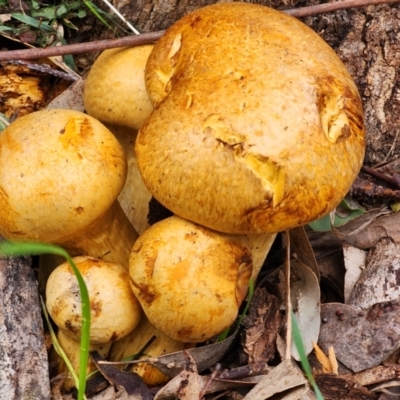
[361,165,400,189]
[1,0,400,61]
[0,30,165,61]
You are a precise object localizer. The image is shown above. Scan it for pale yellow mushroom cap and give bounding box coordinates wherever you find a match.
[136,3,365,234]
[46,256,142,344]
[0,109,127,242]
[129,215,253,343]
[84,45,154,130]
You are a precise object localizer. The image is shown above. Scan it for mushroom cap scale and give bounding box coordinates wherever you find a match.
[136,3,365,234]
[0,109,126,242]
[129,215,253,343]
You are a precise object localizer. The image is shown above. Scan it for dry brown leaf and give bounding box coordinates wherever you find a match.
[348,238,400,310]
[290,226,320,280]
[154,350,200,400]
[118,329,238,378]
[343,244,367,304]
[242,287,282,364]
[343,365,400,387]
[243,359,307,399]
[308,209,392,250]
[290,259,321,360]
[46,79,85,111]
[319,302,400,372]
[315,374,378,400]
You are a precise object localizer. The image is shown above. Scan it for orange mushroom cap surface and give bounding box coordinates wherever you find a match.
[136,3,365,234]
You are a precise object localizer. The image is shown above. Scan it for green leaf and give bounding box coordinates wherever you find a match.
[11,13,56,32]
[31,6,58,20]
[0,26,13,32]
[83,0,115,33]
[76,9,87,18]
[31,0,41,10]
[308,199,365,232]
[58,37,77,71]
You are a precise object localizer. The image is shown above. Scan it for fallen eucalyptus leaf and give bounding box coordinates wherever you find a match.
[290,259,321,360]
[290,226,320,280]
[319,302,400,372]
[243,359,307,399]
[307,209,390,250]
[106,329,239,378]
[46,78,85,111]
[91,352,152,400]
[348,238,400,310]
[308,199,365,232]
[343,244,367,304]
[154,373,265,399]
[154,351,201,400]
[315,374,377,399]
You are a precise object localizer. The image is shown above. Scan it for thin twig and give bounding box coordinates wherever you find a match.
[383,128,399,162]
[0,0,399,61]
[361,165,400,189]
[0,31,165,61]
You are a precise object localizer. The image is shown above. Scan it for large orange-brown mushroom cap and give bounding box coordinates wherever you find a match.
[136,3,365,234]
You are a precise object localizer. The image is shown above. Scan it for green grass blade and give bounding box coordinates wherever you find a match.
[40,296,82,393]
[291,311,324,400]
[83,0,114,32]
[11,13,56,32]
[0,240,91,400]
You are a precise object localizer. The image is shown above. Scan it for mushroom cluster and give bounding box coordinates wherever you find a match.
[0,1,365,391]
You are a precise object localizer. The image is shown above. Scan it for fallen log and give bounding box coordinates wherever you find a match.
[0,255,51,399]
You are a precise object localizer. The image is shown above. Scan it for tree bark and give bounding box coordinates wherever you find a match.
[0,256,51,400]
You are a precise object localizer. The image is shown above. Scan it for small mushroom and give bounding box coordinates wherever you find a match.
[83,45,155,234]
[129,215,253,343]
[84,45,154,130]
[46,256,142,389]
[0,108,138,266]
[136,2,365,234]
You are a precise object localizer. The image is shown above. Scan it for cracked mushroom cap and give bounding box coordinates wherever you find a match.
[0,109,126,242]
[129,215,253,343]
[84,45,154,130]
[46,256,142,345]
[136,3,366,234]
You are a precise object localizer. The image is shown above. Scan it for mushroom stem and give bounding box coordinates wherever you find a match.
[246,233,277,281]
[61,200,138,266]
[111,126,152,235]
